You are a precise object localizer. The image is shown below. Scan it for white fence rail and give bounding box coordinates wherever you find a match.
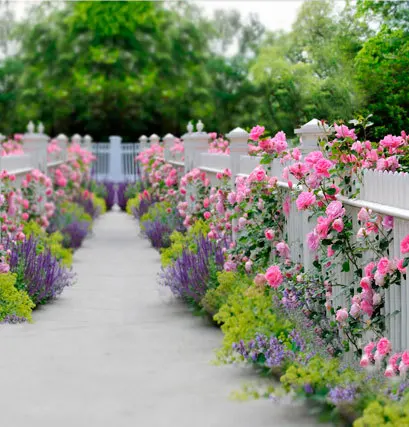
[144,119,409,351]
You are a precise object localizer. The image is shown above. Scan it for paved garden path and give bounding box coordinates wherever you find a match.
[0,210,322,427]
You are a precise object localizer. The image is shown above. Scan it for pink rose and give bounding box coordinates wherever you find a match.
[209,132,217,140]
[377,257,391,275]
[316,216,330,238]
[21,213,29,221]
[364,262,376,278]
[364,342,376,357]
[238,217,246,229]
[374,271,385,287]
[360,276,372,291]
[397,259,407,273]
[384,365,395,378]
[203,198,210,208]
[245,260,253,272]
[265,229,274,240]
[373,293,382,305]
[382,215,394,230]
[358,207,370,223]
[0,262,10,273]
[327,246,335,257]
[314,158,333,178]
[276,241,290,259]
[296,192,316,211]
[305,151,323,165]
[254,274,267,286]
[350,303,361,318]
[204,212,211,220]
[401,234,409,254]
[377,337,392,356]
[307,231,320,251]
[361,300,374,317]
[223,261,237,272]
[332,218,344,233]
[402,350,409,366]
[249,125,265,141]
[360,354,370,367]
[325,201,345,220]
[336,308,348,323]
[265,265,283,288]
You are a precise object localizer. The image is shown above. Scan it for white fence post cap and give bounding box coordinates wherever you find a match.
[163,133,175,140]
[139,135,148,143]
[84,135,92,143]
[196,120,204,132]
[187,121,194,133]
[294,118,329,135]
[227,127,249,139]
[27,121,35,133]
[72,134,82,143]
[57,133,67,141]
[37,122,45,134]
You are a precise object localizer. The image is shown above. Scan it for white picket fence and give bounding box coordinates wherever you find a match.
[0,121,92,186]
[91,136,143,182]
[143,119,409,351]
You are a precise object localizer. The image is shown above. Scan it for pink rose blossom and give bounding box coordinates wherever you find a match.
[0,262,10,273]
[401,234,409,254]
[276,241,290,259]
[358,208,371,223]
[384,365,395,378]
[373,293,382,305]
[377,257,392,276]
[325,201,345,220]
[314,158,333,178]
[332,218,344,233]
[402,351,409,366]
[336,308,348,323]
[254,274,267,286]
[307,231,320,251]
[382,215,394,230]
[249,125,265,141]
[374,271,385,287]
[204,212,211,220]
[361,300,374,317]
[364,342,376,357]
[360,277,372,291]
[265,265,283,288]
[265,229,275,240]
[350,303,361,318]
[296,192,316,211]
[365,262,376,278]
[397,259,406,273]
[327,246,335,257]
[377,337,392,356]
[360,354,370,367]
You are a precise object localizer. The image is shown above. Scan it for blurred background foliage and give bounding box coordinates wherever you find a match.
[0,0,408,140]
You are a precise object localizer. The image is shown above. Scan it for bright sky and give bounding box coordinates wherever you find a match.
[195,1,304,31]
[10,0,304,31]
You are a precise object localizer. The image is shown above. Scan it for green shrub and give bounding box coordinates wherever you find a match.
[23,221,73,267]
[0,272,34,322]
[214,281,293,361]
[160,220,209,267]
[140,201,171,230]
[126,196,139,215]
[93,195,107,215]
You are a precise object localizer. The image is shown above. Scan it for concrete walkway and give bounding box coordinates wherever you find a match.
[0,211,321,427]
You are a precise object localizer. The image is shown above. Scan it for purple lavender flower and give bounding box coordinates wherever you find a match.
[0,314,28,324]
[143,220,173,249]
[6,237,76,305]
[103,181,116,211]
[328,385,356,405]
[62,221,89,249]
[160,235,227,303]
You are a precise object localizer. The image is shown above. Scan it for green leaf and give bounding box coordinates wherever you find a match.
[342,261,350,272]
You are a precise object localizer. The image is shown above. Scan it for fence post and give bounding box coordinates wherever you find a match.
[183,120,208,173]
[294,118,330,155]
[22,121,49,173]
[56,134,68,161]
[226,127,249,185]
[149,134,160,145]
[83,135,93,152]
[139,135,148,151]
[163,133,175,162]
[109,136,123,183]
[71,134,82,145]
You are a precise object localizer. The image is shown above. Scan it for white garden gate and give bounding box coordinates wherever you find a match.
[91,136,141,182]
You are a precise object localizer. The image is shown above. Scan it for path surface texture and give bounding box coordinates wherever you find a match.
[0,210,322,427]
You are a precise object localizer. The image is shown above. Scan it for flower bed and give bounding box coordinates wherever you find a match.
[0,138,105,323]
[130,123,409,426]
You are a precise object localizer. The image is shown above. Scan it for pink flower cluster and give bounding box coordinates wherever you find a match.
[208,133,230,154]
